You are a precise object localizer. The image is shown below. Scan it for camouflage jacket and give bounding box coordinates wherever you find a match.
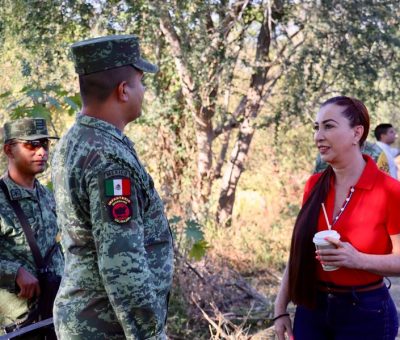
[0,173,63,328]
[51,115,174,340]
[314,141,389,173]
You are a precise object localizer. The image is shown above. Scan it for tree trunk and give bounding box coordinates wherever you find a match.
[216,92,259,225]
[216,4,271,225]
[158,8,215,211]
[214,129,231,179]
[194,117,214,213]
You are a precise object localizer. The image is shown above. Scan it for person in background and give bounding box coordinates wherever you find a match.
[51,35,174,339]
[274,96,400,340]
[374,123,399,179]
[314,140,389,174]
[0,118,63,338]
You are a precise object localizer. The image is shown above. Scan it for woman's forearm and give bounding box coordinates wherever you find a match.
[274,266,291,315]
[358,253,400,277]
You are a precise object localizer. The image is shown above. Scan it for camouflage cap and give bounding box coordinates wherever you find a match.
[70,35,159,75]
[3,118,58,143]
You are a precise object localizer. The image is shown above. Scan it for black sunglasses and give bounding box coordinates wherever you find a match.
[10,139,50,151]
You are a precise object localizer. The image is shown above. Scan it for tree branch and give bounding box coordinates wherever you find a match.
[158,3,200,115]
[213,97,247,139]
[268,26,304,69]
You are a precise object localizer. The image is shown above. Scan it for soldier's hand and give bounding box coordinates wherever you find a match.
[16,267,41,299]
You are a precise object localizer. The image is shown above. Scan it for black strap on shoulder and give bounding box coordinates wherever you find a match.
[0,179,45,270]
[43,242,60,266]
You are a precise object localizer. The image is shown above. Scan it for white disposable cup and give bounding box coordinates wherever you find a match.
[313,230,341,271]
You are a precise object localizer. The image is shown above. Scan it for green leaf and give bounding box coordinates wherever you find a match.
[21,59,32,77]
[185,219,204,243]
[64,95,81,115]
[45,83,63,93]
[10,106,29,119]
[168,215,182,225]
[20,86,32,93]
[47,96,62,110]
[0,91,11,99]
[189,240,209,261]
[46,181,53,192]
[30,105,51,119]
[26,89,44,102]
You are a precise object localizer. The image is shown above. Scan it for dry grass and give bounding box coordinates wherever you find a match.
[168,251,281,339]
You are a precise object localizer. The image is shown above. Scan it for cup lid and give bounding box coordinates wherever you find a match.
[313,230,340,244]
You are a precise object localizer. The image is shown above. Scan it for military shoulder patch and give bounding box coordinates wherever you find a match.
[108,196,132,224]
[105,178,131,196]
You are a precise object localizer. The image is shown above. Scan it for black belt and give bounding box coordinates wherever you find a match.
[317,279,384,293]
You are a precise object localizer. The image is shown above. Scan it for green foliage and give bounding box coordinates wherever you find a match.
[189,240,209,261]
[185,219,204,242]
[169,216,209,261]
[2,0,397,226]
[45,181,54,192]
[1,84,80,135]
[275,0,400,121]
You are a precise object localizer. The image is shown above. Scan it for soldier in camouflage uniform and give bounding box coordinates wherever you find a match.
[0,118,63,335]
[51,35,174,339]
[314,140,389,173]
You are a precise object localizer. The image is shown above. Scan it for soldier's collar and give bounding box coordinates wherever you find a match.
[77,114,127,142]
[1,173,39,200]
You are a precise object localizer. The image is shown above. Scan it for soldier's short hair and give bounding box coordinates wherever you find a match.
[374,123,393,141]
[78,66,136,104]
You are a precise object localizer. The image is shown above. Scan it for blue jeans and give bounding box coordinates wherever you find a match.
[293,285,399,340]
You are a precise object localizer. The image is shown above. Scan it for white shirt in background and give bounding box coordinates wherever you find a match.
[376,141,399,179]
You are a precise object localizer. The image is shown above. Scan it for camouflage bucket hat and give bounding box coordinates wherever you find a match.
[3,118,58,143]
[70,35,159,75]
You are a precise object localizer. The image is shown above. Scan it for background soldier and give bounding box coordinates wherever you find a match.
[374,123,400,179]
[0,118,63,337]
[51,35,174,339]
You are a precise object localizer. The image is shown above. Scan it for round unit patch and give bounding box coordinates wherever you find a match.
[107,196,132,223]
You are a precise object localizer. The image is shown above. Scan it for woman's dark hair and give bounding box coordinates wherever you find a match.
[320,96,370,146]
[288,96,370,308]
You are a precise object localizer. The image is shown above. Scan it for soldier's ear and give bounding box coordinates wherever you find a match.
[117,81,129,103]
[4,143,14,158]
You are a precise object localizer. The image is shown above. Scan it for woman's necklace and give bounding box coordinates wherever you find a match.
[332,186,355,227]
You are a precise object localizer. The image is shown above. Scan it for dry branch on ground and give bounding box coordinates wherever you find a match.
[174,254,280,337]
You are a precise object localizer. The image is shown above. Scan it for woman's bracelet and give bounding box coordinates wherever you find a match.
[272,313,290,322]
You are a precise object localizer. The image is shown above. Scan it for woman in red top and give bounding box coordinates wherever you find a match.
[274,96,400,340]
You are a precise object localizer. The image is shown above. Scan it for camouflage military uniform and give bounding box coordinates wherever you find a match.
[51,115,174,339]
[314,141,389,173]
[0,173,63,332]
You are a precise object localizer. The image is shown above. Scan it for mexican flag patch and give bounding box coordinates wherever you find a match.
[105,178,131,196]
